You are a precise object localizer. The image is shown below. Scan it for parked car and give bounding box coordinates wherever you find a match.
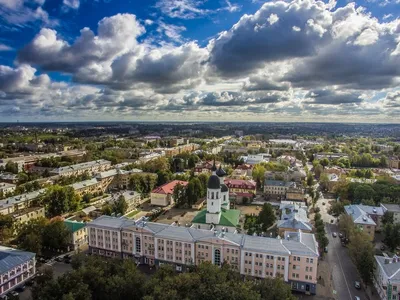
[332,232,337,238]
[339,233,343,238]
[354,297,360,300]
[56,256,64,262]
[324,247,328,253]
[354,281,361,289]
[15,285,25,293]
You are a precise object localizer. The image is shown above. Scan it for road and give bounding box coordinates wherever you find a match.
[325,223,378,300]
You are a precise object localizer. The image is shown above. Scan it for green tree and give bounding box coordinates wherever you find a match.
[252,164,266,189]
[173,183,188,207]
[354,184,376,204]
[320,158,330,168]
[319,172,330,191]
[306,172,314,187]
[314,164,323,179]
[0,214,14,242]
[5,161,18,174]
[18,172,29,184]
[186,177,203,206]
[382,211,394,225]
[383,223,400,251]
[156,170,172,186]
[42,185,81,217]
[257,203,276,232]
[42,219,70,251]
[339,214,355,238]
[113,195,128,215]
[15,217,48,255]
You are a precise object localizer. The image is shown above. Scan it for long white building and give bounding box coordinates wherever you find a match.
[87,216,319,295]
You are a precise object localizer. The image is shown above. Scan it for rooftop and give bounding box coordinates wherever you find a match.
[70,178,99,190]
[381,203,400,213]
[64,219,86,233]
[375,255,400,281]
[0,246,35,274]
[151,180,188,195]
[191,208,241,228]
[52,159,111,175]
[344,205,377,226]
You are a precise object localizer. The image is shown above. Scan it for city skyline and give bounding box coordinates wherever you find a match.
[1,0,400,122]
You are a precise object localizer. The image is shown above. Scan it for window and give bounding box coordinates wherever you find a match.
[297,257,300,261]
[306,258,309,263]
[214,249,221,266]
[136,237,141,253]
[310,259,313,263]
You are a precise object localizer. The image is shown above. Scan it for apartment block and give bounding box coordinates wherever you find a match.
[0,182,16,195]
[381,204,400,224]
[0,246,36,297]
[374,255,400,300]
[0,189,47,216]
[51,160,112,177]
[87,216,319,295]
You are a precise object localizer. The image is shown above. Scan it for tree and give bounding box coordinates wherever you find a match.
[173,183,188,207]
[186,177,203,206]
[314,164,324,179]
[319,173,330,191]
[354,184,376,204]
[306,173,314,187]
[257,203,275,232]
[320,158,330,168]
[42,219,70,251]
[0,214,14,242]
[339,214,355,238]
[113,195,128,215]
[42,185,81,217]
[383,223,400,251]
[5,161,18,174]
[15,217,48,255]
[252,164,266,189]
[156,170,172,186]
[329,200,350,216]
[348,231,375,286]
[17,172,29,184]
[382,211,394,225]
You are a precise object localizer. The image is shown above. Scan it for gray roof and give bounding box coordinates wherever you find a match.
[375,255,400,281]
[70,178,99,190]
[89,215,136,229]
[282,231,319,257]
[52,159,111,175]
[381,203,400,213]
[277,219,313,231]
[0,246,35,274]
[242,235,290,256]
[357,205,384,216]
[344,205,377,226]
[0,189,47,209]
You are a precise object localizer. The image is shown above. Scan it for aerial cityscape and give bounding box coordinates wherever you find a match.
[0,0,400,300]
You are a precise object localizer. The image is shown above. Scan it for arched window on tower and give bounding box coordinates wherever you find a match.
[214,249,221,266]
[216,192,219,199]
[211,192,214,199]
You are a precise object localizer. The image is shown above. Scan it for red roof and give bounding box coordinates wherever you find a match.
[224,179,256,189]
[151,180,188,195]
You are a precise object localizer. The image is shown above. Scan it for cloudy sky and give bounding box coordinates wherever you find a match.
[0,0,400,122]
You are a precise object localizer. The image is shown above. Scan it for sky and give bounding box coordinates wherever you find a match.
[0,0,400,123]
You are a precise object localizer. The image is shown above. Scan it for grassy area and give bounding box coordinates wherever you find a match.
[125,209,140,219]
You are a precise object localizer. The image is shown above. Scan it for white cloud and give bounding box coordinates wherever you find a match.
[0,43,13,51]
[62,0,80,11]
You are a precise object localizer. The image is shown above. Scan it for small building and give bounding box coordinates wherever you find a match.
[0,182,16,195]
[151,180,188,207]
[231,164,253,179]
[70,178,104,197]
[64,219,87,251]
[264,180,295,198]
[374,254,400,300]
[11,207,45,224]
[192,198,206,210]
[277,202,312,236]
[0,246,36,297]
[344,205,377,240]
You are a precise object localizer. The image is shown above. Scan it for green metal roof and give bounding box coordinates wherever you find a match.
[64,219,86,233]
[191,208,240,228]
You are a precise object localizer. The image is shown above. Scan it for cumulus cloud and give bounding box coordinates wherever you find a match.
[0,43,13,51]
[303,89,363,105]
[62,0,80,11]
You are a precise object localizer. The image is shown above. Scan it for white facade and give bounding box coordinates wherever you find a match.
[206,187,222,224]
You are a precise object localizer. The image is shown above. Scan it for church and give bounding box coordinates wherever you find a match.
[192,162,241,232]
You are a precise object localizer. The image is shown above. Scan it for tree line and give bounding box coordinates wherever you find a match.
[32,255,296,300]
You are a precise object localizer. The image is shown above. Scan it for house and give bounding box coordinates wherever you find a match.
[64,219,87,251]
[194,160,222,175]
[0,246,36,297]
[70,178,104,197]
[0,189,47,216]
[151,180,188,207]
[240,154,270,165]
[87,216,319,295]
[389,157,400,169]
[344,205,378,240]
[277,202,312,236]
[0,182,16,195]
[231,164,253,179]
[381,203,400,224]
[286,185,305,202]
[264,180,295,198]
[374,254,400,300]
[11,207,45,224]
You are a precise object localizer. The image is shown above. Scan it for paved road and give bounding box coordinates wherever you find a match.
[325,223,378,300]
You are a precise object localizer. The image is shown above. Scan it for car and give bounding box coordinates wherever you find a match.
[332,232,337,237]
[324,247,328,253]
[339,233,343,238]
[9,291,18,297]
[330,219,334,223]
[354,297,361,300]
[15,285,25,293]
[56,256,64,262]
[354,281,361,289]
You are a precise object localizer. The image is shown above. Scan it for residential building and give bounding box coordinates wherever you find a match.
[389,157,400,169]
[192,165,241,232]
[157,143,200,158]
[224,178,256,204]
[264,180,295,198]
[64,219,88,251]
[231,164,253,179]
[265,167,306,183]
[381,204,400,224]
[0,189,47,216]
[95,168,143,190]
[151,180,188,207]
[277,202,312,236]
[313,153,349,161]
[194,160,222,175]
[87,216,319,295]
[0,173,18,184]
[70,178,104,197]
[0,182,16,195]
[286,185,305,202]
[344,205,378,240]
[374,254,400,300]
[11,207,45,224]
[0,246,36,297]
[240,154,270,165]
[51,160,112,177]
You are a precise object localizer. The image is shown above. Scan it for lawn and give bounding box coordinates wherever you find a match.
[125,209,140,219]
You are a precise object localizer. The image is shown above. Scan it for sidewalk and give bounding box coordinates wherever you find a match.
[315,260,335,300]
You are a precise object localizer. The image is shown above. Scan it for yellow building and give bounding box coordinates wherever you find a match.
[64,219,87,251]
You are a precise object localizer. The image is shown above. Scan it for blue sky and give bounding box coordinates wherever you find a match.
[0,0,400,122]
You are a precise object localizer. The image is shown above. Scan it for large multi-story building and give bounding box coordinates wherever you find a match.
[374,254,400,300]
[264,180,295,198]
[0,189,47,216]
[11,207,45,224]
[0,246,36,297]
[277,202,312,236]
[70,178,104,197]
[87,216,319,295]
[150,180,189,207]
[0,182,16,196]
[381,203,400,224]
[51,160,112,177]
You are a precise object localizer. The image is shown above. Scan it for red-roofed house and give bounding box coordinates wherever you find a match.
[150,180,188,206]
[224,178,256,204]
